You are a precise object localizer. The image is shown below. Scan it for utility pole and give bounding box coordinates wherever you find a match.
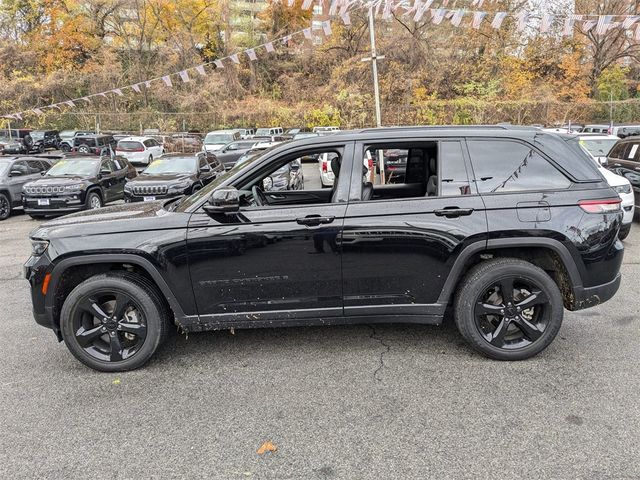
[361,7,385,183]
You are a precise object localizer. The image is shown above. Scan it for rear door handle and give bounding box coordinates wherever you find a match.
[434,207,474,218]
[296,215,335,226]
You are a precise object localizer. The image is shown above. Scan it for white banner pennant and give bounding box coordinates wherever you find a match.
[636,24,640,40]
[230,54,240,64]
[303,28,313,40]
[595,15,612,35]
[581,19,597,32]
[246,48,257,61]
[145,81,152,89]
[162,76,172,87]
[432,8,446,25]
[302,0,313,9]
[65,100,76,108]
[562,16,575,36]
[517,12,528,32]
[540,14,553,33]
[33,108,44,116]
[214,60,224,69]
[264,41,275,53]
[450,9,464,27]
[622,16,640,29]
[195,64,206,76]
[132,83,142,93]
[413,0,433,21]
[340,12,352,25]
[472,11,487,29]
[490,12,508,29]
[322,20,332,35]
[113,88,124,96]
[179,70,190,82]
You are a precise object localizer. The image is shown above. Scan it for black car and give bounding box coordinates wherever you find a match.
[22,155,137,218]
[0,129,34,154]
[59,130,95,152]
[25,126,623,371]
[124,152,223,202]
[605,136,640,209]
[212,140,259,170]
[30,130,61,152]
[0,157,52,220]
[72,135,117,155]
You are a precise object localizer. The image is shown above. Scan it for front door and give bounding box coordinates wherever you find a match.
[187,142,354,324]
[340,139,488,317]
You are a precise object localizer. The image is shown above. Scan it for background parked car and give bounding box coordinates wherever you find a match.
[0,156,52,220]
[605,136,640,216]
[580,124,610,134]
[312,126,339,134]
[72,134,116,155]
[30,130,61,153]
[115,136,164,166]
[0,129,33,154]
[254,127,284,137]
[22,154,137,218]
[574,135,634,239]
[611,125,640,138]
[124,152,223,202]
[212,140,260,170]
[165,133,203,153]
[58,130,94,152]
[203,130,242,152]
[239,128,255,139]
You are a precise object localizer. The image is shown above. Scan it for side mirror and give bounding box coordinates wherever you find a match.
[204,187,240,215]
[9,170,22,177]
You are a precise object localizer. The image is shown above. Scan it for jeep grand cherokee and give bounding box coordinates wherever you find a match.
[24,126,623,371]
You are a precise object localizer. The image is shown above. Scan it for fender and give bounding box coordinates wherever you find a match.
[437,237,582,305]
[46,253,188,321]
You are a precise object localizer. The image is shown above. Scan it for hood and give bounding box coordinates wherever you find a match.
[598,165,629,187]
[26,175,93,186]
[204,144,225,151]
[129,173,194,185]
[30,199,190,240]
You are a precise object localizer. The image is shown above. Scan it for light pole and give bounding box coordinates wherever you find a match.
[361,7,385,182]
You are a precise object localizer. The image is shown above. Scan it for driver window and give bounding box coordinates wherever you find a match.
[241,148,344,208]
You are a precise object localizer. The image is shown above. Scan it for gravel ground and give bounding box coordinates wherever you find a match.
[0,205,638,479]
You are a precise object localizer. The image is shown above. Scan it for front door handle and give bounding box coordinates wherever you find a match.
[296,215,335,226]
[434,207,474,218]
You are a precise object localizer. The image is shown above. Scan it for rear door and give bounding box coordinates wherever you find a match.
[607,141,640,200]
[341,138,487,318]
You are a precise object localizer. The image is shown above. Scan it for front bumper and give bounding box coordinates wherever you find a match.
[124,191,182,202]
[23,195,84,215]
[24,252,61,340]
[620,191,635,224]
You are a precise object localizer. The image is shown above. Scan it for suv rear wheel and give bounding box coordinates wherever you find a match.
[60,273,171,371]
[0,193,10,220]
[454,258,563,360]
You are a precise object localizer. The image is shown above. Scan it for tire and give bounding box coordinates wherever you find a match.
[61,143,71,152]
[85,191,102,210]
[454,258,564,361]
[148,155,153,164]
[78,145,90,154]
[60,272,171,371]
[0,192,11,220]
[619,223,631,240]
[38,144,45,153]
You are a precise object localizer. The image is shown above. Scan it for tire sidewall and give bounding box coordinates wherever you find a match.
[0,193,10,220]
[456,261,564,360]
[60,276,164,371]
[85,191,102,210]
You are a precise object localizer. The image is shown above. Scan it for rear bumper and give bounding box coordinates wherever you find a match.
[572,273,622,311]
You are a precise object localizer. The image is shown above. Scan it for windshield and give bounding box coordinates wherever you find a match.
[204,133,233,144]
[254,128,272,136]
[579,138,618,157]
[177,144,279,212]
[46,159,99,176]
[31,131,45,140]
[143,157,196,174]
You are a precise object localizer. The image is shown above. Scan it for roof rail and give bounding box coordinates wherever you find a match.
[352,125,541,133]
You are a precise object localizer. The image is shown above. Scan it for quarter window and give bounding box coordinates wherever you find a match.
[468,140,570,193]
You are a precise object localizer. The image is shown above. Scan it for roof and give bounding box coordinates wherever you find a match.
[119,136,154,141]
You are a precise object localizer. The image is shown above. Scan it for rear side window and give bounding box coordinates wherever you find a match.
[468,140,571,193]
[440,141,471,196]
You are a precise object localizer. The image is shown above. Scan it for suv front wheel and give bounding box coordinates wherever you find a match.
[454,258,563,360]
[60,272,171,371]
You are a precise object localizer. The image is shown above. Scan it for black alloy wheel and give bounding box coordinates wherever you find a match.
[71,292,147,363]
[60,273,170,371]
[0,193,10,220]
[473,277,549,350]
[454,258,563,360]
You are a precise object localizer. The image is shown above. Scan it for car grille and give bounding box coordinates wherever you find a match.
[24,185,65,195]
[132,185,168,195]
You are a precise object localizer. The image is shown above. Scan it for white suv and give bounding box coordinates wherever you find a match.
[116,136,164,166]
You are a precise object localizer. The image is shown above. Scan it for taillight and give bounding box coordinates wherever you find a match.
[322,160,327,172]
[579,198,621,213]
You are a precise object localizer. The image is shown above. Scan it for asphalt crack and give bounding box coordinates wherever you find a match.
[368,325,391,382]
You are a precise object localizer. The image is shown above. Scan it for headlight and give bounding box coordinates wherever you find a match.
[167,181,191,193]
[124,183,133,192]
[614,184,632,195]
[31,239,49,256]
[64,183,85,191]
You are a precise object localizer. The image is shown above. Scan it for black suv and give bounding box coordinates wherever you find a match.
[72,135,117,155]
[124,152,223,202]
[605,136,640,211]
[22,155,137,218]
[25,126,623,371]
[31,130,61,152]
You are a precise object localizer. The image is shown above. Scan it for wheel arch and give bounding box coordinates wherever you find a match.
[438,238,582,310]
[46,254,186,332]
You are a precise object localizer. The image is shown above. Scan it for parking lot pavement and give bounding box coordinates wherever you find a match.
[1,209,639,480]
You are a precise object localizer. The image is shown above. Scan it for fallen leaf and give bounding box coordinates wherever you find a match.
[256,441,277,455]
[112,378,121,385]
